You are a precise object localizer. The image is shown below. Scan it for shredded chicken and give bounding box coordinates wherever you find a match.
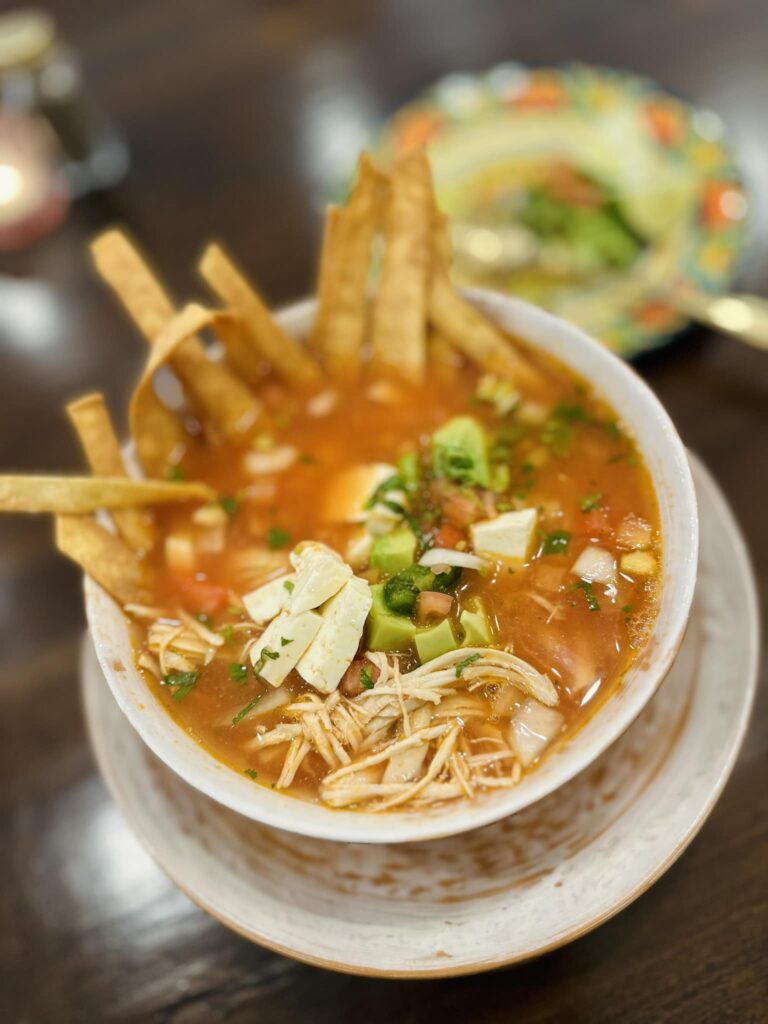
[245,646,557,810]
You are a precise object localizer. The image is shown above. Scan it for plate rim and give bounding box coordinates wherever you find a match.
[81,453,759,978]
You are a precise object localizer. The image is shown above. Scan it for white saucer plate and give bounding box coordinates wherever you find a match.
[82,453,758,978]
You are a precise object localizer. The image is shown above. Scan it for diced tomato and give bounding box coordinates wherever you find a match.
[480,490,497,519]
[434,522,465,549]
[582,508,612,537]
[171,574,230,617]
[340,659,380,699]
[442,490,483,528]
[416,591,453,622]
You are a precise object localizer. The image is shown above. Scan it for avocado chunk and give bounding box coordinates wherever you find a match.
[371,527,417,576]
[396,450,419,490]
[460,607,491,646]
[368,584,417,652]
[415,618,458,664]
[432,416,490,487]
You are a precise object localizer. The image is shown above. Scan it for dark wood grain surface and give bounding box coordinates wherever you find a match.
[1,2,765,1021]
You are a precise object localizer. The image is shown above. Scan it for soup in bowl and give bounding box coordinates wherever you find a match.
[85,284,696,843]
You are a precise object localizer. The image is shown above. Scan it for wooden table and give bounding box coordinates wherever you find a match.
[1,2,765,1020]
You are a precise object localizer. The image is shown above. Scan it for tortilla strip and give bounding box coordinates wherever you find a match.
[427,328,460,375]
[370,148,432,382]
[0,475,214,514]
[311,155,389,374]
[208,313,267,390]
[56,515,152,605]
[91,230,259,440]
[311,205,343,357]
[199,243,321,388]
[428,214,544,390]
[130,302,260,476]
[66,393,156,553]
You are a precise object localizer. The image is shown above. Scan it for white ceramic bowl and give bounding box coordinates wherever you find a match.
[85,290,698,844]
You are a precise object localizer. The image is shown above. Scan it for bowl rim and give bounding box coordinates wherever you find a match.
[85,288,699,844]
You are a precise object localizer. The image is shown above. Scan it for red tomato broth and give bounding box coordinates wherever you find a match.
[136,336,661,806]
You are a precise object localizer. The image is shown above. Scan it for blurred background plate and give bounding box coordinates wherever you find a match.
[328,64,748,358]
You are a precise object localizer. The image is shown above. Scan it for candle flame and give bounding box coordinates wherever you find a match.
[0,164,24,206]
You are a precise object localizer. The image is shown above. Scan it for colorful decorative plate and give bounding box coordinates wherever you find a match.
[342,64,748,357]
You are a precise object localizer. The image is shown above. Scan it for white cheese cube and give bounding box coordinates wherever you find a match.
[242,573,296,624]
[571,546,617,585]
[289,541,352,614]
[322,463,397,522]
[470,508,538,564]
[249,610,322,687]
[297,576,372,694]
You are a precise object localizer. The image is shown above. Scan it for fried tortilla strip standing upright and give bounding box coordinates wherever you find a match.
[129,302,259,477]
[90,230,259,441]
[428,214,544,391]
[199,244,322,389]
[311,155,389,375]
[370,148,432,382]
[66,393,156,553]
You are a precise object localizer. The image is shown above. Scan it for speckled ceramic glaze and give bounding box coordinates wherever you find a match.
[82,455,758,976]
[84,291,698,844]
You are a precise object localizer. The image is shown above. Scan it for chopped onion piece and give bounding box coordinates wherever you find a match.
[306,389,338,417]
[419,547,487,571]
[247,685,292,718]
[508,699,564,767]
[164,533,195,572]
[191,503,228,528]
[243,445,298,475]
[571,545,616,584]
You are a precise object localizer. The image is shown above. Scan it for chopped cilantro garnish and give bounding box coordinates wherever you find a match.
[161,670,200,701]
[607,453,627,464]
[579,492,603,512]
[280,636,293,647]
[283,579,295,594]
[252,647,280,676]
[455,653,481,677]
[267,527,291,550]
[244,768,259,780]
[228,662,249,684]
[570,580,601,611]
[360,667,374,690]
[364,474,404,510]
[166,465,186,481]
[542,529,571,555]
[227,605,243,616]
[622,604,633,614]
[232,696,262,725]
[540,417,572,456]
[161,670,199,688]
[220,495,239,517]
[299,452,316,464]
[552,403,588,422]
[219,624,234,643]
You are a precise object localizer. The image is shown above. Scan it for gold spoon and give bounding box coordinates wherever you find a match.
[453,223,768,351]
